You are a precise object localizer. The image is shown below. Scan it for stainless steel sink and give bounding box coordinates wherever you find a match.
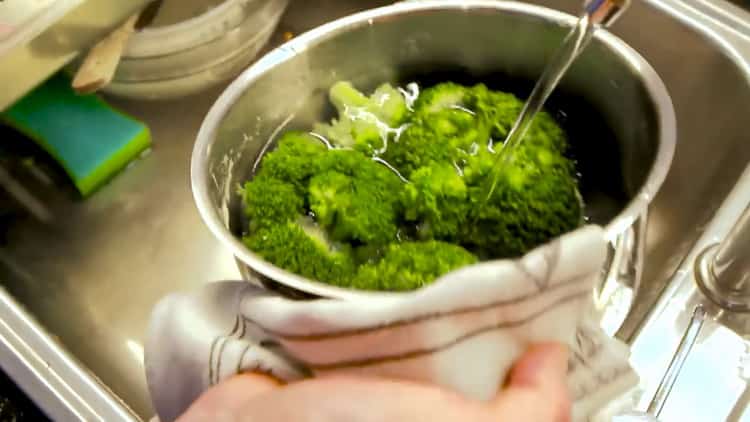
[0,0,748,420]
[531,0,750,341]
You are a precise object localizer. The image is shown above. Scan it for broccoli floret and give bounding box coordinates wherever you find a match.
[309,149,403,244]
[369,83,410,124]
[329,80,370,110]
[314,117,383,155]
[314,81,408,155]
[386,84,564,175]
[240,176,303,232]
[382,83,490,177]
[461,145,583,258]
[412,82,469,115]
[383,110,483,178]
[467,84,566,153]
[524,111,568,154]
[257,130,328,192]
[352,241,478,291]
[329,81,408,126]
[400,162,469,240]
[464,84,522,142]
[352,243,386,266]
[243,219,356,286]
[241,80,585,291]
[388,82,581,258]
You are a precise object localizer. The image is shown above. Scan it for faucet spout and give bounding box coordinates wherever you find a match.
[696,205,750,312]
[713,205,750,291]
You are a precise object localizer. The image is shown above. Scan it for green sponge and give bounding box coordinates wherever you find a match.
[1,72,151,197]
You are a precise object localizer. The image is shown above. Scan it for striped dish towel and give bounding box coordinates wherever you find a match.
[145,225,637,421]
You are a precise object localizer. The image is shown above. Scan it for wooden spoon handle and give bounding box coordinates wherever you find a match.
[72,13,140,95]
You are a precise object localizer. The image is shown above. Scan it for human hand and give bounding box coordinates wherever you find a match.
[176,342,570,422]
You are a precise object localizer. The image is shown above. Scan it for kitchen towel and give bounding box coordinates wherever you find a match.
[145,225,638,421]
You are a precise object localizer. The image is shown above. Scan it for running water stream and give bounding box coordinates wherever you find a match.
[483,0,631,200]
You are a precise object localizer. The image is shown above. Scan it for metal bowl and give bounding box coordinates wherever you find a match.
[103,0,290,100]
[191,0,676,300]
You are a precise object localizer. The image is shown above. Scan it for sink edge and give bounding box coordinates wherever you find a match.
[0,287,139,421]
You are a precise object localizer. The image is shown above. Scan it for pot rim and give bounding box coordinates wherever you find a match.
[191,0,677,300]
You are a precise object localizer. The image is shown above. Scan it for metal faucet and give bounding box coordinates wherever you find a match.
[615,204,750,420]
[696,205,750,312]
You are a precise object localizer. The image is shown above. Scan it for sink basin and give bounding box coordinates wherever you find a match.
[618,166,750,421]
[0,0,748,420]
[529,0,750,341]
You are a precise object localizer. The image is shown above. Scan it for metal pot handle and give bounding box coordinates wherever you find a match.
[594,210,648,336]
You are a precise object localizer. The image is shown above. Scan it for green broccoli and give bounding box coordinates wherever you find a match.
[467,84,568,154]
[465,84,522,142]
[461,145,583,258]
[352,241,478,291]
[240,176,303,232]
[388,82,582,258]
[240,80,585,292]
[352,243,387,266]
[382,83,489,177]
[400,162,470,240]
[244,219,355,286]
[309,149,403,245]
[329,81,408,127]
[383,83,571,178]
[313,81,408,155]
[256,130,328,193]
[412,82,468,115]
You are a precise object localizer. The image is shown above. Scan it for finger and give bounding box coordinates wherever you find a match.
[176,373,281,422]
[492,343,571,422]
[507,342,568,391]
[236,375,489,422]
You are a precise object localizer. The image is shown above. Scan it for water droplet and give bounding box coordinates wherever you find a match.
[372,157,409,183]
[449,105,475,115]
[399,82,420,110]
[452,161,464,176]
[309,132,334,149]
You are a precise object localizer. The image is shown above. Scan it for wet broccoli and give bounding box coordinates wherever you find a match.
[313,81,408,155]
[465,84,523,142]
[352,241,478,291]
[240,80,584,292]
[400,162,470,240]
[458,85,583,257]
[392,83,583,257]
[382,83,488,178]
[244,220,355,286]
[240,133,405,284]
[309,149,403,245]
[240,176,303,232]
[471,85,567,154]
[412,82,469,115]
[256,130,328,193]
[461,145,583,258]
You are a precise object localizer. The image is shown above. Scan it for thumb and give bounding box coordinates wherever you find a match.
[492,343,571,422]
[176,373,281,422]
[507,342,569,391]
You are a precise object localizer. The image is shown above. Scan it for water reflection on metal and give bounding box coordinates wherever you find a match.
[627,166,750,421]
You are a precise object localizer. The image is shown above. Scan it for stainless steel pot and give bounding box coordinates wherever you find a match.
[191,0,676,301]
